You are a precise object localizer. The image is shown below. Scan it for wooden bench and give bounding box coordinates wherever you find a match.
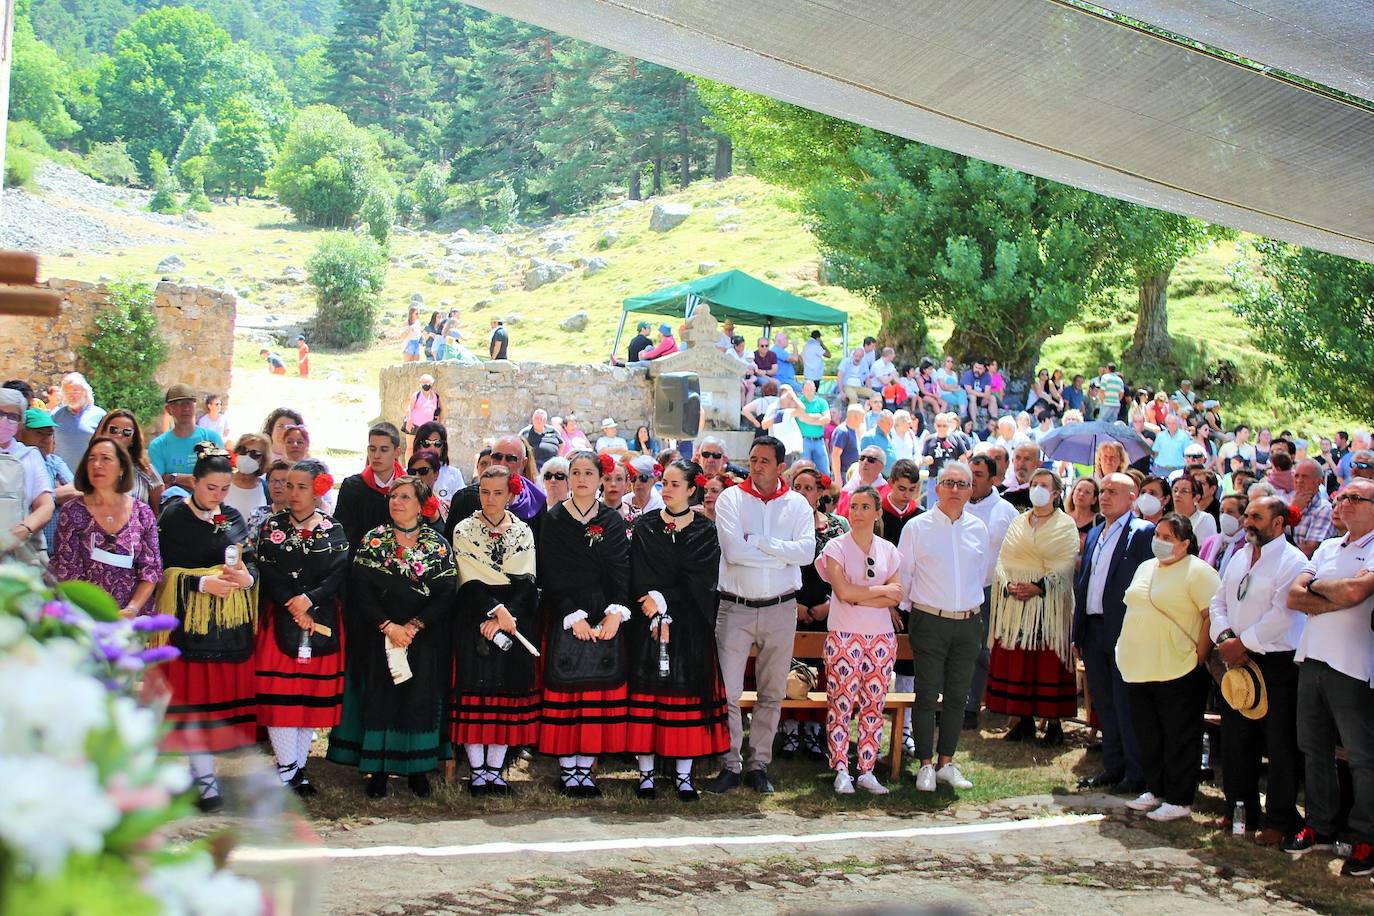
[739,630,915,779]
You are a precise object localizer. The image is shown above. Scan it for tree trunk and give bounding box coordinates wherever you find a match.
[1126,266,1174,367]
[877,308,930,364]
[714,135,732,180]
[652,152,663,195]
[628,166,641,201]
[678,122,691,188]
[944,321,1047,392]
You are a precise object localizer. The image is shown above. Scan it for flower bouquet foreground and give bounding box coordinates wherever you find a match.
[0,563,265,915]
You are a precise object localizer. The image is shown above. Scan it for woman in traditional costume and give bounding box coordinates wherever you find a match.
[326,475,456,799]
[536,450,631,797]
[253,459,349,796]
[626,459,728,801]
[449,466,541,795]
[986,468,1081,745]
[155,442,258,813]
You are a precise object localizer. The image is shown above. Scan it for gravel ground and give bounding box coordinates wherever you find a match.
[0,162,198,254]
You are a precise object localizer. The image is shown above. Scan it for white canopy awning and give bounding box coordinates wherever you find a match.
[468,0,1374,262]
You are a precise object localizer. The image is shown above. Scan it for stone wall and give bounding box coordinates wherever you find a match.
[0,278,236,402]
[379,360,654,473]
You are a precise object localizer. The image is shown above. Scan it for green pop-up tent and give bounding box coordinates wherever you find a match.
[614,269,849,357]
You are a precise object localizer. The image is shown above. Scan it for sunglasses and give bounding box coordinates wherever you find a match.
[237,449,264,460]
[107,427,136,438]
[543,471,567,481]
[698,451,724,460]
[1354,461,1374,471]
[420,438,444,449]
[865,556,876,579]
[490,452,522,464]
[859,455,883,464]
[408,466,435,476]
[633,474,656,483]
[1237,570,1252,602]
[0,411,22,423]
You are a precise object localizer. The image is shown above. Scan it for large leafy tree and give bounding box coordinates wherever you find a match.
[1231,241,1374,421]
[91,7,233,172]
[211,96,276,201]
[9,14,81,140]
[806,134,1122,374]
[268,104,393,227]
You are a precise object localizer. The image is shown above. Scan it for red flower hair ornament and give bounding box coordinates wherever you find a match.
[507,473,525,496]
[597,454,615,476]
[1286,504,1303,528]
[312,473,334,497]
[421,495,441,519]
[694,473,708,488]
[652,462,663,478]
[819,474,833,490]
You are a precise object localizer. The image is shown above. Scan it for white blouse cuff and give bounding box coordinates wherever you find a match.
[605,603,632,622]
[646,591,668,616]
[562,609,589,629]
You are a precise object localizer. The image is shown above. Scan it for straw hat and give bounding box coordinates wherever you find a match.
[1221,660,1268,720]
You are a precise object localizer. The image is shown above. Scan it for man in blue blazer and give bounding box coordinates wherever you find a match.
[1073,473,1156,793]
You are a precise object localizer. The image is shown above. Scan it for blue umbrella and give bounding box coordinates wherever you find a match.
[1035,420,1152,466]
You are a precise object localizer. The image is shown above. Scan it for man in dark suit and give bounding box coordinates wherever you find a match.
[1073,472,1156,793]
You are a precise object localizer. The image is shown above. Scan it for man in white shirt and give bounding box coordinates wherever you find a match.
[1209,496,1308,844]
[964,454,1021,728]
[1281,478,1374,873]
[594,418,629,455]
[867,346,898,390]
[801,330,830,384]
[839,348,874,406]
[707,436,816,795]
[896,461,988,792]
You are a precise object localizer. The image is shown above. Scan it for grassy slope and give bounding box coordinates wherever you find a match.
[39,175,1342,466]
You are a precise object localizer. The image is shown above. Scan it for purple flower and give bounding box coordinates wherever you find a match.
[131,614,179,633]
[41,600,69,618]
[116,655,146,671]
[96,641,124,662]
[137,645,181,665]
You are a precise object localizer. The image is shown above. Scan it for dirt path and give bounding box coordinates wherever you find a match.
[236,794,1310,915]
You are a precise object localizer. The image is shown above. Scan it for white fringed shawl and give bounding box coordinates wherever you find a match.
[990,509,1080,665]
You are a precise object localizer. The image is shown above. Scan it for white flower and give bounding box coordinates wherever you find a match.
[110,696,157,751]
[0,755,119,873]
[154,761,193,794]
[145,853,265,916]
[0,614,25,649]
[0,646,108,758]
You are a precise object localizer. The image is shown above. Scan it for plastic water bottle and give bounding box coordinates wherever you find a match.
[492,631,513,652]
[1232,801,1246,836]
[1201,732,1212,768]
[658,630,670,677]
[297,628,311,664]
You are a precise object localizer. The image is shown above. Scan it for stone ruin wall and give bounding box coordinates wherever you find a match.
[0,278,236,405]
[379,360,654,474]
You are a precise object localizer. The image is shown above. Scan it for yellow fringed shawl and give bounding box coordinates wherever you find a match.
[990,510,1080,664]
[452,514,536,586]
[154,565,259,638]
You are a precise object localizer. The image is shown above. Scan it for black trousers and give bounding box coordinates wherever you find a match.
[1220,650,1302,833]
[1128,665,1210,805]
[1298,659,1374,842]
[1082,616,1143,784]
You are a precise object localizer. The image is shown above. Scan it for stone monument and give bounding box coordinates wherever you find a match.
[646,303,754,458]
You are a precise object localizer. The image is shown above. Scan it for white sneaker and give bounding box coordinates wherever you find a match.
[855,772,889,795]
[833,771,855,795]
[915,764,937,792]
[1126,791,1161,811]
[936,763,973,790]
[1147,803,1193,821]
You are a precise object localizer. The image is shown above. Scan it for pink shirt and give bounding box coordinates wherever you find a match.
[407,390,439,429]
[817,532,901,636]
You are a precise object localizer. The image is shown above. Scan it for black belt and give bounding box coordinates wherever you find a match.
[719,591,796,609]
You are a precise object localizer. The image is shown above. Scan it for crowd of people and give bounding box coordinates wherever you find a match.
[4,347,1374,880]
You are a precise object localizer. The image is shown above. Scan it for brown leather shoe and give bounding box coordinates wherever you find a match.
[1254,828,1285,847]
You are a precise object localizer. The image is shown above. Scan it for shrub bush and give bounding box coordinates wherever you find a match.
[77,281,169,426]
[413,162,448,223]
[306,233,388,348]
[359,186,394,246]
[269,105,395,228]
[5,146,37,188]
[85,140,139,187]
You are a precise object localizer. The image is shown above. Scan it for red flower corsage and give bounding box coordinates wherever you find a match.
[211,514,229,533]
[313,473,334,497]
[421,495,441,519]
[820,474,833,489]
[694,473,708,488]
[508,474,525,496]
[395,544,407,560]
[586,524,605,546]
[597,454,615,476]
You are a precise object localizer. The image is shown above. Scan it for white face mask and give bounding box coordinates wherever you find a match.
[1219,513,1241,537]
[236,455,260,476]
[1151,536,1178,561]
[1028,486,1053,508]
[1134,493,1162,517]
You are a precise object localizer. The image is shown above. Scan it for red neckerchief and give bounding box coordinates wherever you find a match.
[739,476,790,503]
[361,462,406,495]
[882,492,919,518]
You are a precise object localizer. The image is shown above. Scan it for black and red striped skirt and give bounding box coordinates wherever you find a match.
[160,657,257,754]
[254,607,345,728]
[985,642,1078,720]
[451,691,541,746]
[537,685,628,756]
[626,676,730,758]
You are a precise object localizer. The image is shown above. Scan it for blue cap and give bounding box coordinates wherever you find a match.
[659,323,672,335]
